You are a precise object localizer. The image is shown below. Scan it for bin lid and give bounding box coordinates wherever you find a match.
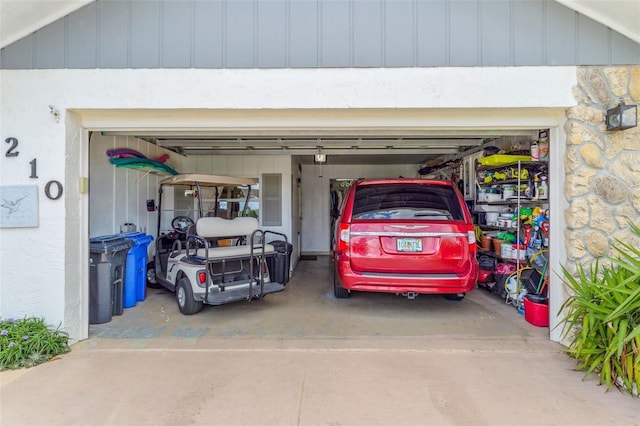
[120,232,154,245]
[269,240,292,253]
[89,235,134,253]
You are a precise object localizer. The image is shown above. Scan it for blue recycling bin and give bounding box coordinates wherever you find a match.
[120,232,154,307]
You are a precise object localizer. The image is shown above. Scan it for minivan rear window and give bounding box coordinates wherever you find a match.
[352,183,465,220]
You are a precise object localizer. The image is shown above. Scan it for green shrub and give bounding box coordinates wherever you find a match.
[560,223,640,396]
[0,317,70,371]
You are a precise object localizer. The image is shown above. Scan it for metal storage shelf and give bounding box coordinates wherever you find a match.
[477,248,521,264]
[477,160,548,172]
[478,224,516,232]
[478,178,520,186]
[476,200,545,206]
[475,159,550,271]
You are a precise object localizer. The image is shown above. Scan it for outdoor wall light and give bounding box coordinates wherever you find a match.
[606,99,638,131]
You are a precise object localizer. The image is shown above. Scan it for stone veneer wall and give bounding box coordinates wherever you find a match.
[565,66,640,273]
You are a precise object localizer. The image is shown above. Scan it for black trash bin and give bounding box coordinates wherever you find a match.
[267,240,293,285]
[89,235,133,324]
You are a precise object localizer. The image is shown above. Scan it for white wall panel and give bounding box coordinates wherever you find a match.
[89,134,184,237]
[300,163,418,253]
[183,154,293,241]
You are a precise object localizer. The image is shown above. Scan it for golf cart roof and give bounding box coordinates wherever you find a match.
[159,173,256,188]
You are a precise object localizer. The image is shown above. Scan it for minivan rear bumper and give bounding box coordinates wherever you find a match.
[335,255,478,295]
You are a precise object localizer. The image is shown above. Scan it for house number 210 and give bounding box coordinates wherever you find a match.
[5,137,64,200]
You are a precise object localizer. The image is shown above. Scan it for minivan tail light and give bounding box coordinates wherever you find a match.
[338,223,350,252]
[467,226,478,254]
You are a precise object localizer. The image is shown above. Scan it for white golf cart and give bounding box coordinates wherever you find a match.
[146,174,289,314]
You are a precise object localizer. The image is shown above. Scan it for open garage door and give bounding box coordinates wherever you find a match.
[85,106,563,342]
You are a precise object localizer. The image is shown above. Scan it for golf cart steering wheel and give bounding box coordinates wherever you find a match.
[171,216,195,234]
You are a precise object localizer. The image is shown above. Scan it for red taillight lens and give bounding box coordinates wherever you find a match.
[198,271,207,284]
[337,223,350,252]
[467,225,477,253]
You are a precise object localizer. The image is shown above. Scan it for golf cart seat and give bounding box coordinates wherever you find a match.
[188,217,275,261]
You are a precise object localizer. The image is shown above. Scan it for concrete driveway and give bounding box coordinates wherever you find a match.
[1,256,639,425]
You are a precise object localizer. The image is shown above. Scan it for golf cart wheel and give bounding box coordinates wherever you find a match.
[146,261,161,289]
[176,277,203,315]
[333,270,350,299]
[444,293,466,301]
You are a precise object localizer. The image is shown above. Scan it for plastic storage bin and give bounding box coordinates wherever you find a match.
[89,236,133,324]
[267,240,293,284]
[524,295,549,327]
[511,244,527,260]
[501,243,512,259]
[120,232,154,307]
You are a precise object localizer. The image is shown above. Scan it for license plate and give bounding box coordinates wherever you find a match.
[397,238,422,252]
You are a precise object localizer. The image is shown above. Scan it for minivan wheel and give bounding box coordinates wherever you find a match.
[444,293,465,301]
[146,261,161,289]
[176,277,204,315]
[333,271,350,299]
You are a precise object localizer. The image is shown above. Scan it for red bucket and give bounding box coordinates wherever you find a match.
[524,296,549,327]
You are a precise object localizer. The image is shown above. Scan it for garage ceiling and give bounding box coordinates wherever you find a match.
[108,130,537,165]
[148,135,485,165]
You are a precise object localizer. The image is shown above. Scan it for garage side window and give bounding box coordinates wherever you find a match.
[262,174,282,226]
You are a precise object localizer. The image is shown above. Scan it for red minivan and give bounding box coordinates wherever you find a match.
[333,179,478,300]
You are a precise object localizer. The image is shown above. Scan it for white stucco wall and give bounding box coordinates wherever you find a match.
[0,67,577,342]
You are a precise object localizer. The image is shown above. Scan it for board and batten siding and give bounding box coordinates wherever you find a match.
[2,0,639,69]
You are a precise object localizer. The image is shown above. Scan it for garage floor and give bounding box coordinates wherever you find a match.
[89,255,536,342]
[2,256,639,425]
